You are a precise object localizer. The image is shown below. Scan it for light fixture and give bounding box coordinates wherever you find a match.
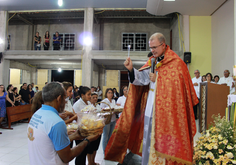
[58,0,63,7]
[0,38,3,44]
[83,37,93,46]
[164,0,175,1]
[79,32,93,46]
[58,68,62,72]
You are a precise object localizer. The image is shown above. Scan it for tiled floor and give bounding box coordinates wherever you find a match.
[0,120,201,165]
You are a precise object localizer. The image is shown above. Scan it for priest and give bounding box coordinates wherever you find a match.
[104,33,198,165]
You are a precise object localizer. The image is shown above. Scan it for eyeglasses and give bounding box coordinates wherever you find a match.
[149,43,163,51]
[194,72,199,74]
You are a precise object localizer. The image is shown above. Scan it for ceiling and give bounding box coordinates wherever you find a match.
[0,0,228,16]
[146,0,227,16]
[0,0,147,11]
[8,10,171,25]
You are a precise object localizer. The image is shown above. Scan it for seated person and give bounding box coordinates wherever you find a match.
[205,73,215,83]
[214,75,220,84]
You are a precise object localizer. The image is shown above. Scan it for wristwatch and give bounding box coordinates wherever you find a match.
[83,138,90,146]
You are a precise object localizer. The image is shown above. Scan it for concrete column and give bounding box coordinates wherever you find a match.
[99,67,106,88]
[82,8,94,87]
[48,69,51,83]
[92,63,99,87]
[0,11,9,87]
[183,15,190,69]
[30,68,37,84]
[183,15,190,52]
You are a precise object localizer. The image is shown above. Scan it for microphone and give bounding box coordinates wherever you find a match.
[151,58,156,73]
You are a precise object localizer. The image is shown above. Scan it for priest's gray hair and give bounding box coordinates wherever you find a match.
[195,69,200,73]
[42,82,65,102]
[149,33,166,44]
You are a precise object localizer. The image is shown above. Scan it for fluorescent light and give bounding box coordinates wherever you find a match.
[58,68,62,72]
[58,0,63,7]
[0,38,3,44]
[164,0,175,1]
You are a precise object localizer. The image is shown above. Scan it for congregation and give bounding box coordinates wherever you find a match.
[0,32,230,165]
[0,80,128,165]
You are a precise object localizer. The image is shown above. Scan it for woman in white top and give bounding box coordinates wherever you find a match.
[72,86,91,165]
[116,86,128,107]
[214,75,220,84]
[60,82,77,124]
[100,88,116,153]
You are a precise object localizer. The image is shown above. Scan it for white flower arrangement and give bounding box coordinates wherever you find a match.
[193,115,236,165]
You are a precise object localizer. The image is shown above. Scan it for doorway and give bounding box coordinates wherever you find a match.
[51,70,74,85]
[120,71,129,94]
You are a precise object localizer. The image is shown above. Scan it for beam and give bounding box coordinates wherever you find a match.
[17,14,34,25]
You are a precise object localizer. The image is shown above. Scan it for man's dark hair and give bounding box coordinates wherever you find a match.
[42,82,65,102]
[23,83,27,86]
[78,86,90,97]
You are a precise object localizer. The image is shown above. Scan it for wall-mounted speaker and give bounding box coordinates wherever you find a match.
[184,52,191,64]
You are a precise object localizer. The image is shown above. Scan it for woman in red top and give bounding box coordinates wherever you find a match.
[43,31,50,50]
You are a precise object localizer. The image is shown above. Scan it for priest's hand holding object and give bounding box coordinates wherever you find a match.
[124,57,133,72]
[149,72,156,82]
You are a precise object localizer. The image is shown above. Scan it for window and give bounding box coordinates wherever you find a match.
[122,33,147,51]
[64,34,75,50]
[53,33,75,50]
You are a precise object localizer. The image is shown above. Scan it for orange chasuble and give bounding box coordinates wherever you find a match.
[105,45,198,165]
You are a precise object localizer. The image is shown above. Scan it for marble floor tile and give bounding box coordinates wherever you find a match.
[0,119,202,165]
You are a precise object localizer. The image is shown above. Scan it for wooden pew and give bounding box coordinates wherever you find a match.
[6,104,32,129]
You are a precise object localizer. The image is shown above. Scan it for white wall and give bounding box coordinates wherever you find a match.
[8,25,33,50]
[211,0,234,77]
